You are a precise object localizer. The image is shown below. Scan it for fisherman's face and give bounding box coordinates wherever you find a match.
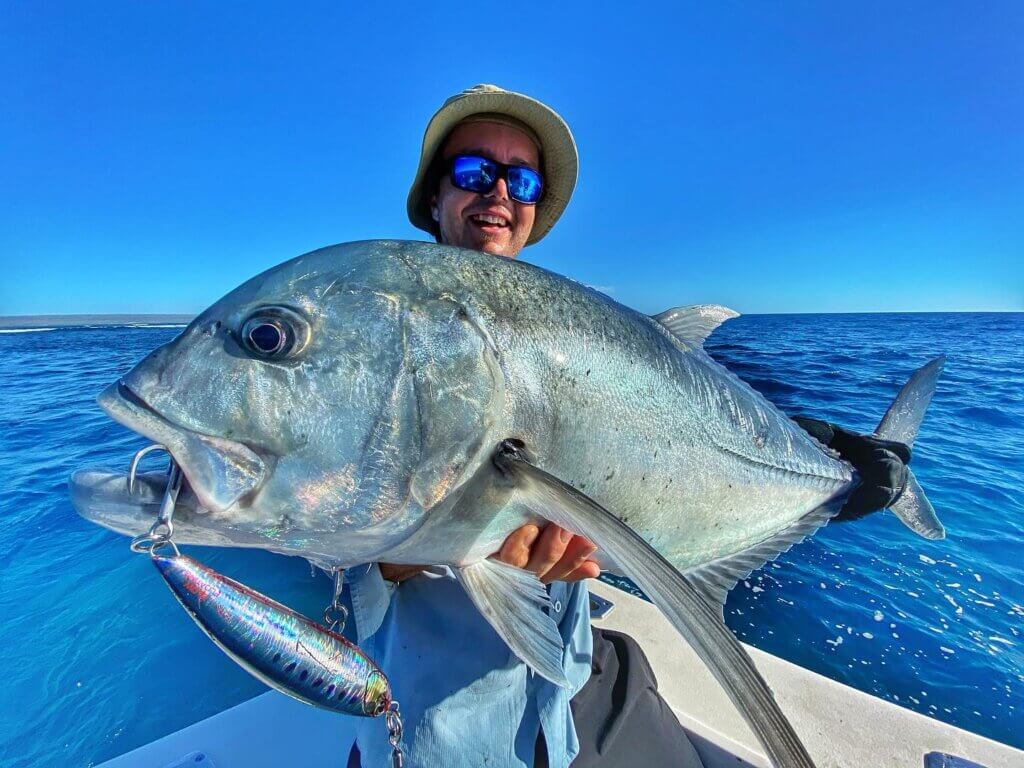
[431,121,539,259]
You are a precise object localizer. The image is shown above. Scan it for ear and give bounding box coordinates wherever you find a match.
[429,193,440,222]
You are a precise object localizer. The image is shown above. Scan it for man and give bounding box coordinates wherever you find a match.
[345,84,913,767]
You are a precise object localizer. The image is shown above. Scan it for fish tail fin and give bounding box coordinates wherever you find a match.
[889,469,944,540]
[874,356,946,540]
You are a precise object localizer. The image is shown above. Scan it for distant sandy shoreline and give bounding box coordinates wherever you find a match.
[0,314,194,329]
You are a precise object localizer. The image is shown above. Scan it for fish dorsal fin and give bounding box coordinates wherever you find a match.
[455,558,569,687]
[685,500,843,618]
[652,304,739,348]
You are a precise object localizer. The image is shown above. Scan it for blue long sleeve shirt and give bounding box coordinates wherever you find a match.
[342,563,594,767]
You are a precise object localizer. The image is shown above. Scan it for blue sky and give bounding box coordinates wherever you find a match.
[2,2,1021,315]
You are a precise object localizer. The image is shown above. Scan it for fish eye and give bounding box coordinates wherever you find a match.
[239,306,310,360]
[247,321,286,355]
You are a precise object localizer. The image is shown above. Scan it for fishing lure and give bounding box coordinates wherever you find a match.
[152,551,391,717]
[127,447,405,764]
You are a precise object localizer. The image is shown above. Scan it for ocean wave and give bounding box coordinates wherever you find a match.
[0,327,56,334]
[125,323,187,329]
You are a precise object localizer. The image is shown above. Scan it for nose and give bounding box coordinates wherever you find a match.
[484,176,511,203]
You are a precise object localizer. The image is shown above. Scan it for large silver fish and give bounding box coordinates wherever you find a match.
[71,240,945,767]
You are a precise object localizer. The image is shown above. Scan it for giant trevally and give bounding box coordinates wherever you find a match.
[70,240,945,768]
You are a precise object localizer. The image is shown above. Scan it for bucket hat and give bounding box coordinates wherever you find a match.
[407,84,578,245]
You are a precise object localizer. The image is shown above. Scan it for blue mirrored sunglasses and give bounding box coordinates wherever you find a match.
[449,155,544,205]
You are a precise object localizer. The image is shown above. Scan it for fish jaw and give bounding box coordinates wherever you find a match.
[68,468,281,550]
[73,382,292,554]
[97,380,268,514]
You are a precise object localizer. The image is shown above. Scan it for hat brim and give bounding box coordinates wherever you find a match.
[407,88,578,246]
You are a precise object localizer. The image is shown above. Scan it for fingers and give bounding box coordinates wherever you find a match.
[526,524,599,584]
[542,535,599,583]
[526,523,572,576]
[495,523,600,584]
[561,559,601,583]
[496,524,540,569]
[379,564,427,583]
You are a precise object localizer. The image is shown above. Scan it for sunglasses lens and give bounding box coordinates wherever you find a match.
[451,156,497,193]
[507,166,543,204]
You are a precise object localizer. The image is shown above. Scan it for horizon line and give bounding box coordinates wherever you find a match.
[1,309,1021,328]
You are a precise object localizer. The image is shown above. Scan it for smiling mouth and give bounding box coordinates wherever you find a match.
[468,213,511,230]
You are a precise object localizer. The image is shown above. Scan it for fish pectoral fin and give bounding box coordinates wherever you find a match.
[455,558,569,688]
[493,440,816,768]
[651,304,739,348]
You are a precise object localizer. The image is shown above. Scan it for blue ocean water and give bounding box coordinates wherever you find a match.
[0,313,1021,766]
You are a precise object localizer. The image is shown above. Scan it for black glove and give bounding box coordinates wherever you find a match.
[792,416,911,522]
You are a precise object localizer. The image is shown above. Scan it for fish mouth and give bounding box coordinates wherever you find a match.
[71,466,224,546]
[69,462,291,552]
[114,381,164,423]
[94,380,269,516]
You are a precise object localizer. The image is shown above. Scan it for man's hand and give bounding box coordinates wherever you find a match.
[497,523,600,584]
[379,523,600,585]
[378,564,431,583]
[793,416,912,521]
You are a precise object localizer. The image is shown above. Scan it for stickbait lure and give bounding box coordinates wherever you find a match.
[153,552,391,718]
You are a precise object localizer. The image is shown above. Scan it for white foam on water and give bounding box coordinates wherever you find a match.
[0,328,56,334]
[944,594,964,614]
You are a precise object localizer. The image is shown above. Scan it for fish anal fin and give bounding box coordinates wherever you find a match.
[455,558,569,687]
[652,304,740,348]
[686,500,843,615]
